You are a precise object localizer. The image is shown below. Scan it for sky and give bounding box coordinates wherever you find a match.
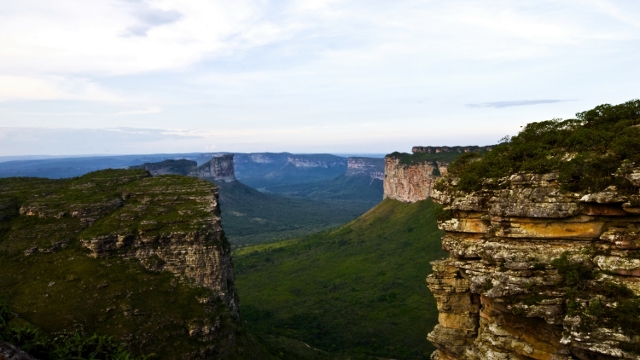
[1,0,639,156]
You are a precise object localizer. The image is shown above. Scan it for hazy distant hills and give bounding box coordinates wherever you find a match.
[233,153,349,190]
[0,152,385,245]
[0,153,213,179]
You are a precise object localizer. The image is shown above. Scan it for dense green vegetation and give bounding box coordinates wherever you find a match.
[0,300,147,360]
[216,181,373,245]
[387,146,491,166]
[550,252,640,343]
[234,199,447,359]
[0,170,241,359]
[129,159,197,175]
[448,100,640,192]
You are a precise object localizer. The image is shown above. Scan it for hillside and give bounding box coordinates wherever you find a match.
[233,199,447,359]
[216,180,371,245]
[0,170,257,359]
[428,100,640,360]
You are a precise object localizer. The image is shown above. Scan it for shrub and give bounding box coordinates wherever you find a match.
[448,100,640,192]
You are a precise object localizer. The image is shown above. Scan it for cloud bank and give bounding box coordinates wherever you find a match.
[0,0,639,154]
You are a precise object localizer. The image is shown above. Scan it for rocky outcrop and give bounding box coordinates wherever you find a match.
[237,153,277,164]
[131,155,236,183]
[130,159,197,176]
[412,146,493,154]
[383,157,448,203]
[427,168,640,360]
[80,175,238,317]
[0,342,36,360]
[189,154,236,182]
[0,169,241,359]
[345,157,384,181]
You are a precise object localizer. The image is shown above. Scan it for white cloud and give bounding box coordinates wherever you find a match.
[0,0,639,154]
[0,75,124,102]
[0,0,263,76]
[116,106,162,115]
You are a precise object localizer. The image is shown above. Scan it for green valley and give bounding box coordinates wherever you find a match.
[233,198,447,359]
[216,180,373,246]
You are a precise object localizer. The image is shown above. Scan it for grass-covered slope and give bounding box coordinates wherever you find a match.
[0,170,243,359]
[448,100,640,192]
[216,181,373,245]
[233,199,447,359]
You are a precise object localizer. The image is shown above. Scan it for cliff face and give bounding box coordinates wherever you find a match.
[345,157,384,181]
[427,168,640,360]
[0,169,239,358]
[131,159,197,176]
[383,157,448,203]
[286,154,346,169]
[189,154,236,182]
[80,174,238,314]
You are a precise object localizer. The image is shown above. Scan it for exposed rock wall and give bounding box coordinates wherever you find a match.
[80,175,238,317]
[427,168,640,360]
[346,157,385,181]
[190,154,236,182]
[383,157,448,203]
[286,154,346,168]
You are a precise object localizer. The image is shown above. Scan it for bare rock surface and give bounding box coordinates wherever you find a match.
[0,343,36,360]
[428,168,640,360]
[383,157,448,203]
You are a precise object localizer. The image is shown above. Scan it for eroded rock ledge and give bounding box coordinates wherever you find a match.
[428,168,640,360]
[79,174,238,316]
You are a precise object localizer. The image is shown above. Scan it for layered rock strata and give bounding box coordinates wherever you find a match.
[189,154,236,182]
[80,174,238,316]
[285,154,346,169]
[427,168,640,360]
[345,157,385,181]
[383,156,448,203]
[0,170,240,358]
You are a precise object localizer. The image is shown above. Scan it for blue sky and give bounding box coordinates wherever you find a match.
[1,0,639,155]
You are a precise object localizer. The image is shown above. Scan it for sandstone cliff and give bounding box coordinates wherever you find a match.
[80,173,238,314]
[189,154,236,182]
[131,154,236,183]
[383,156,448,203]
[427,168,640,360]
